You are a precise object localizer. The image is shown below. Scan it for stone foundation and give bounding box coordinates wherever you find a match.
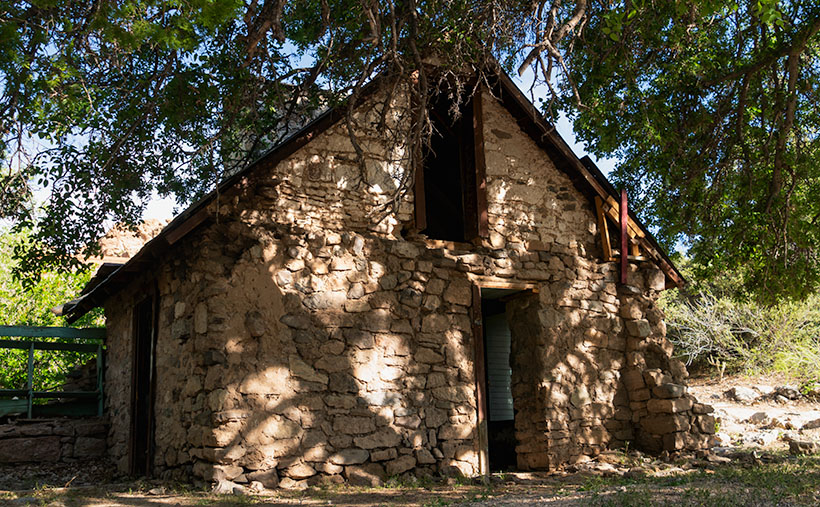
[0,418,108,464]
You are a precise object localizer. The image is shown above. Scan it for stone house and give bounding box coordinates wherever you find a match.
[64,66,715,487]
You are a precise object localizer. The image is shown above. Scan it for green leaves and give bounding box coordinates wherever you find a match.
[0,228,101,390]
[565,0,820,301]
[1,0,818,302]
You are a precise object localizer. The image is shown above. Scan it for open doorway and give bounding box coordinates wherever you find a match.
[130,296,157,476]
[480,289,520,471]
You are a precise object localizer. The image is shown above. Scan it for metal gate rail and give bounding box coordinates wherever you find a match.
[0,326,105,418]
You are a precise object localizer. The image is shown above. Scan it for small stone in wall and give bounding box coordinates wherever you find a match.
[245,311,267,337]
[421,314,449,333]
[354,429,402,449]
[416,448,436,464]
[275,270,293,287]
[345,463,386,487]
[625,319,651,338]
[0,436,61,463]
[646,398,693,414]
[652,384,685,399]
[371,448,398,462]
[194,303,208,334]
[289,356,329,385]
[443,282,472,306]
[347,283,365,299]
[284,462,316,480]
[386,455,416,476]
[570,386,591,408]
[329,448,370,465]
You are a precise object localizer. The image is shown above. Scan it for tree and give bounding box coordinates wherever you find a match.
[0,228,102,390]
[1,1,819,300]
[557,1,820,301]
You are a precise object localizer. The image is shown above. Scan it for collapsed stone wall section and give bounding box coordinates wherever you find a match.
[619,264,716,454]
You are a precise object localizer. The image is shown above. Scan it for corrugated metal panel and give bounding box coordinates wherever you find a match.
[485,314,513,421]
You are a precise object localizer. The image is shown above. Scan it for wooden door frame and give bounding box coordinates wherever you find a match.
[472,282,539,477]
[471,284,490,478]
[128,286,159,476]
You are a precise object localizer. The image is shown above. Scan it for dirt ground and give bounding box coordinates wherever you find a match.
[3,374,819,506]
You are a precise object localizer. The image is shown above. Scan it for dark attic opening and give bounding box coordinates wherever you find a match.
[418,92,481,243]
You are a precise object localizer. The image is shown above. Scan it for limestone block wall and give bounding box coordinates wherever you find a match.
[0,418,107,464]
[236,90,415,239]
[158,227,484,486]
[104,291,135,472]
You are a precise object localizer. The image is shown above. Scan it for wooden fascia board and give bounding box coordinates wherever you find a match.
[594,197,613,261]
[601,196,645,239]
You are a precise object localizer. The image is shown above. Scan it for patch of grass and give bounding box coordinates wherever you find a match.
[422,497,453,507]
[592,486,654,507]
[383,474,438,489]
[712,455,820,502]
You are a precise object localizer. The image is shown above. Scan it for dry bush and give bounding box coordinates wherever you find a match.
[662,292,820,381]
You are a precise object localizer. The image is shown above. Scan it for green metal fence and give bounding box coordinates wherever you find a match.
[0,326,105,418]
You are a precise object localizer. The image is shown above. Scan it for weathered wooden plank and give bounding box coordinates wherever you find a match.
[473,84,489,239]
[32,391,99,399]
[164,207,209,245]
[26,342,34,418]
[464,276,540,292]
[0,340,100,353]
[97,344,104,416]
[0,399,28,418]
[471,284,489,478]
[34,402,98,417]
[602,197,645,238]
[0,326,105,341]
[620,189,628,285]
[0,389,29,397]
[595,196,613,261]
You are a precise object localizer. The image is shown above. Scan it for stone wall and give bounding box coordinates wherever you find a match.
[618,266,717,453]
[0,418,107,464]
[100,85,711,485]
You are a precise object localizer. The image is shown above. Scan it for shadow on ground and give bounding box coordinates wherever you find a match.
[3,451,819,506]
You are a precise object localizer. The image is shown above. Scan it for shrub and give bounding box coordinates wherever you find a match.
[0,228,102,390]
[661,290,820,382]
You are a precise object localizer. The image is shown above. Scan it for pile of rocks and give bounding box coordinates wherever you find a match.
[689,381,820,456]
[724,385,808,405]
